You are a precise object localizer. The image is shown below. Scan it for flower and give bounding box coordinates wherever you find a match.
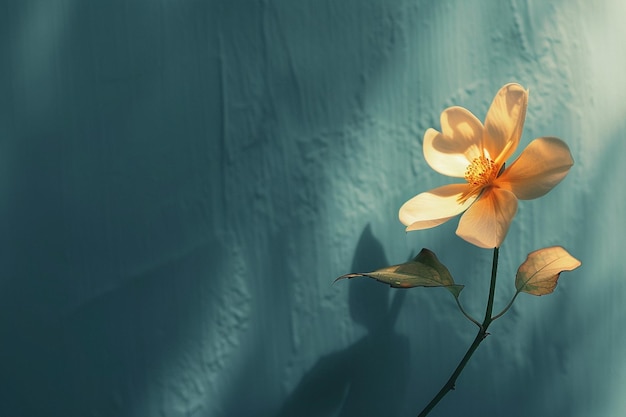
[399,83,574,248]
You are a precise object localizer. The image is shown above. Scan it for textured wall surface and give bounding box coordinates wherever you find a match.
[1,1,625,416]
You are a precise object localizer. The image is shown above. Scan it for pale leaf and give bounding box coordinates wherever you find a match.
[336,248,464,298]
[515,246,581,296]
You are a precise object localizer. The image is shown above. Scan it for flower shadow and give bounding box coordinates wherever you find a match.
[276,225,410,417]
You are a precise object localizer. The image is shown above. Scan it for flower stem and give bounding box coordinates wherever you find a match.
[483,247,499,324]
[417,247,499,417]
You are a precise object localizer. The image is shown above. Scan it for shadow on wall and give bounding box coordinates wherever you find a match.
[276,225,409,417]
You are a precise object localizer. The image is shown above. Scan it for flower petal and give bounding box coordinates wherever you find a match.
[423,107,484,177]
[496,137,574,200]
[399,183,477,230]
[456,188,518,248]
[483,83,528,165]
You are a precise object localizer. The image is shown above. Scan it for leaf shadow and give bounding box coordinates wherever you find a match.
[276,225,410,417]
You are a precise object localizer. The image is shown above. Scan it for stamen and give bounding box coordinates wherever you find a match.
[457,156,500,204]
[464,156,499,187]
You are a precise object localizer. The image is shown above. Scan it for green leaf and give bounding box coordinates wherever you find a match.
[335,248,463,298]
[515,246,581,296]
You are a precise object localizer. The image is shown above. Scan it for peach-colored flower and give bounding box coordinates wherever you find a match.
[399,83,574,248]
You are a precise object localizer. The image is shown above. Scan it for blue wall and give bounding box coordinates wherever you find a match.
[1,1,624,416]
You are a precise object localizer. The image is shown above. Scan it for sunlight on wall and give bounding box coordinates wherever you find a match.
[12,1,73,123]
[585,1,626,139]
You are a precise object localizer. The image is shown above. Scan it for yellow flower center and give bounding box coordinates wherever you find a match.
[458,156,501,204]
[464,156,499,187]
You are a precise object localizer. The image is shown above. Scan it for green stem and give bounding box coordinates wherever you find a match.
[483,247,499,325]
[417,247,499,417]
[454,297,481,328]
[491,291,519,321]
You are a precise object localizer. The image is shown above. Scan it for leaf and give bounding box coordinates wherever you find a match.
[515,246,581,296]
[335,248,464,298]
